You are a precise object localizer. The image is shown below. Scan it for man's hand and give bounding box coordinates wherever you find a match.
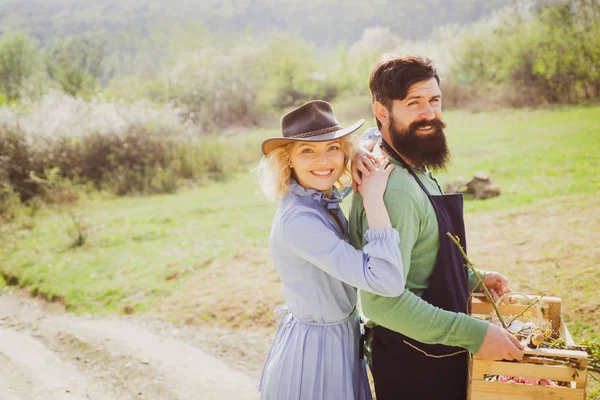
[479,271,516,304]
[351,145,379,192]
[475,323,525,361]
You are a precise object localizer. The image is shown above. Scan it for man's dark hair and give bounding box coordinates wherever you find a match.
[369,54,440,129]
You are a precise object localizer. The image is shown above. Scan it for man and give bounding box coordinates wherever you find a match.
[349,54,524,400]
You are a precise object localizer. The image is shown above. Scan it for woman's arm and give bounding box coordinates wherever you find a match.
[359,158,394,229]
[282,210,405,297]
[282,159,404,296]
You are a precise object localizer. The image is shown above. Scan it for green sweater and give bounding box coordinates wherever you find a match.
[349,157,489,354]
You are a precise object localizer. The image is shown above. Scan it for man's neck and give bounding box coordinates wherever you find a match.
[379,131,414,169]
[378,133,429,174]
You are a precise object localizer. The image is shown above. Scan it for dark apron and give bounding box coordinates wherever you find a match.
[371,139,471,400]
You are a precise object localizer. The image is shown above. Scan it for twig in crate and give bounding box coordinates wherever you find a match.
[507,295,544,328]
[446,232,508,329]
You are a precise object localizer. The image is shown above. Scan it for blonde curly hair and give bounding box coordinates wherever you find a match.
[256,136,356,200]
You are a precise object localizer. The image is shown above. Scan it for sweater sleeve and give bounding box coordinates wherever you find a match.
[468,268,488,292]
[281,209,405,297]
[359,189,489,354]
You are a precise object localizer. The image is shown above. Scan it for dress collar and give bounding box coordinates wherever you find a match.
[288,179,342,210]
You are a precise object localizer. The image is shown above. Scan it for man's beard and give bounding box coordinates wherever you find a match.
[388,115,450,171]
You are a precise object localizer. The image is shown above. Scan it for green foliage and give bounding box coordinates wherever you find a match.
[452,0,600,106]
[0,169,22,222]
[0,123,266,205]
[0,129,37,201]
[105,29,334,128]
[44,36,110,97]
[255,34,334,108]
[29,167,91,247]
[0,31,40,101]
[327,46,378,97]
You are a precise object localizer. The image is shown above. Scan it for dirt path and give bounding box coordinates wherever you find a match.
[0,293,259,400]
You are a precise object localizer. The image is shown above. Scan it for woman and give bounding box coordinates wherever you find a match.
[257,100,405,400]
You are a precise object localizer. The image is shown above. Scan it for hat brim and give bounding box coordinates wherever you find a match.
[261,119,365,155]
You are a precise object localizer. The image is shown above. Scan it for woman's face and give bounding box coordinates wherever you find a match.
[290,140,345,194]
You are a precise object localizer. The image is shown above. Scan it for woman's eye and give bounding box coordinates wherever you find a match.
[329,146,340,151]
[301,148,313,153]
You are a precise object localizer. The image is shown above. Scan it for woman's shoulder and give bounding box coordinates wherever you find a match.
[273,194,329,238]
[279,195,327,224]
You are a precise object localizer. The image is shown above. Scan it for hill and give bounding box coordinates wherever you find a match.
[0,0,513,46]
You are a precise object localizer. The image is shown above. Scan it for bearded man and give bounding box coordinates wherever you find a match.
[349,54,524,400]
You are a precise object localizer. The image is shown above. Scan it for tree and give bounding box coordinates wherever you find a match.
[0,32,39,101]
[44,36,110,97]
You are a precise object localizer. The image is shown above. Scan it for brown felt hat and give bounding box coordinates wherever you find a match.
[261,100,364,155]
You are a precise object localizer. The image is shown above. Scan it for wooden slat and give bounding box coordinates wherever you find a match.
[471,380,585,400]
[472,360,580,383]
[522,347,588,361]
[575,358,587,389]
[471,293,561,304]
[560,318,576,346]
[559,319,587,388]
[471,303,542,318]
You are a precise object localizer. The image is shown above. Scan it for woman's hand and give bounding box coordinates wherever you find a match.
[358,158,395,229]
[351,144,380,192]
[358,158,395,201]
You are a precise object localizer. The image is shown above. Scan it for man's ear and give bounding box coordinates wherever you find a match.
[373,101,389,128]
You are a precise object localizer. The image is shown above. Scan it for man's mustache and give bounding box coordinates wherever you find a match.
[409,118,446,131]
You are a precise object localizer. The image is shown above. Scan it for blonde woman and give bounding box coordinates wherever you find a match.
[257,100,405,400]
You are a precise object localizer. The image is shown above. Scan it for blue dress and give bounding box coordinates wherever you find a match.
[259,181,405,400]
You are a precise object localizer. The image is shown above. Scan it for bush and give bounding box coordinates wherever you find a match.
[0,92,264,204]
[450,1,600,106]
[0,170,22,222]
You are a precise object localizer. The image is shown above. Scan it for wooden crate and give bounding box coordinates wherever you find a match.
[470,294,589,400]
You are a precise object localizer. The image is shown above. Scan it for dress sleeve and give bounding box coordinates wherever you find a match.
[360,127,381,142]
[281,210,405,297]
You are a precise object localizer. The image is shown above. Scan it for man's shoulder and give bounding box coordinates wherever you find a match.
[386,167,426,198]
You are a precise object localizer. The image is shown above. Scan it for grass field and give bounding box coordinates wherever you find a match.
[1,105,600,394]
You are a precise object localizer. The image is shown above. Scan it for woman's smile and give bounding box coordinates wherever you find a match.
[311,169,334,178]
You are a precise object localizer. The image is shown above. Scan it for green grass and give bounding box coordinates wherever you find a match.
[438,106,600,212]
[1,175,276,314]
[1,105,599,315]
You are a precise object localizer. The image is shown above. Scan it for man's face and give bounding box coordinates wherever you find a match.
[384,77,449,170]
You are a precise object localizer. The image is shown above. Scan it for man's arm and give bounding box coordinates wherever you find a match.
[359,189,489,353]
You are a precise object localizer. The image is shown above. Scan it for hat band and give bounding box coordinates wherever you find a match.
[290,125,342,139]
